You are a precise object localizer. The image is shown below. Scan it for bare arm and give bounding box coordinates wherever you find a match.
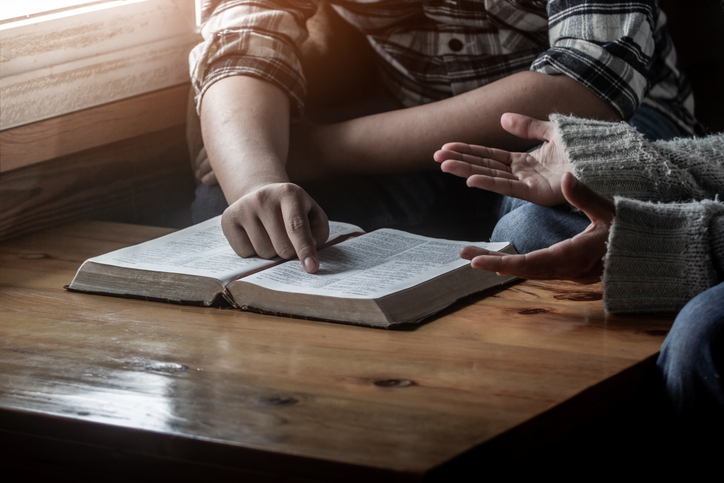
[199,71,618,267]
[201,76,290,199]
[287,71,621,181]
[200,76,329,273]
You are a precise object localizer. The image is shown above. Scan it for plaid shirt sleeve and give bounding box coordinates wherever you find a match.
[189,0,698,135]
[531,0,660,121]
[189,0,317,116]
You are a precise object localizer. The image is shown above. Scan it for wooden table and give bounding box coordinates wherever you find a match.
[0,221,673,481]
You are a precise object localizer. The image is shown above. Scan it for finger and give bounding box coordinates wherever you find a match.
[202,170,218,186]
[195,151,219,186]
[474,229,606,282]
[223,202,278,259]
[471,247,566,279]
[221,210,257,258]
[308,203,330,248]
[470,252,528,276]
[244,217,279,259]
[197,157,217,185]
[437,143,516,168]
[500,113,555,144]
[465,174,531,199]
[257,207,298,261]
[469,254,513,275]
[194,147,208,175]
[440,159,517,181]
[561,173,615,223]
[279,195,327,274]
[194,146,207,167]
[460,246,495,260]
[460,246,505,260]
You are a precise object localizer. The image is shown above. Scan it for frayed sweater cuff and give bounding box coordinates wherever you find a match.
[602,198,723,313]
[550,114,651,199]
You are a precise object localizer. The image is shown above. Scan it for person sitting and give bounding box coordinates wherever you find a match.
[434,112,724,426]
[188,0,699,274]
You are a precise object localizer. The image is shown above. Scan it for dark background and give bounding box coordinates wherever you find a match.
[662,0,724,133]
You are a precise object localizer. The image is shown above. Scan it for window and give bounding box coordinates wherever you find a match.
[0,0,199,130]
[0,1,111,23]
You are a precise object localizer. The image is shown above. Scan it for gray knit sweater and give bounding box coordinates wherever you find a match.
[552,115,724,314]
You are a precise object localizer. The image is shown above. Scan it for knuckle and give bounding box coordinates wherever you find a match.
[237,246,256,258]
[277,183,301,200]
[222,204,245,223]
[257,248,277,260]
[220,209,235,230]
[286,215,306,234]
[277,244,296,260]
[249,189,270,208]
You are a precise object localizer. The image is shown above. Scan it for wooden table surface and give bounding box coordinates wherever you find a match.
[0,221,674,481]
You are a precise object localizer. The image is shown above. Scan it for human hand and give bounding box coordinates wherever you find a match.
[433,113,571,206]
[193,147,218,186]
[460,173,614,284]
[221,183,330,273]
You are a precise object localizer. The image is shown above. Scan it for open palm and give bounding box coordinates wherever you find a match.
[433,113,572,206]
[459,172,615,284]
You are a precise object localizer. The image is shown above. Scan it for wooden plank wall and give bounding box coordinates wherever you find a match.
[0,84,195,242]
[1,0,198,130]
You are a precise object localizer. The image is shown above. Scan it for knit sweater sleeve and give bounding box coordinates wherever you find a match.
[549,114,724,313]
[550,115,724,202]
[603,198,724,313]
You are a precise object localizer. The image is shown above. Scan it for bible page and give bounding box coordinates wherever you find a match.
[80,217,363,285]
[238,229,509,298]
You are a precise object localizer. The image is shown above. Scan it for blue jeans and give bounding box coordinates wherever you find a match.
[491,106,724,420]
[657,282,724,423]
[491,104,684,252]
[492,106,724,420]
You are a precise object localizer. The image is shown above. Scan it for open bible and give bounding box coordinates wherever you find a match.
[68,216,517,328]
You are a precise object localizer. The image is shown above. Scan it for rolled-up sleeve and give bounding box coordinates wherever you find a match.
[531,0,657,120]
[189,0,318,116]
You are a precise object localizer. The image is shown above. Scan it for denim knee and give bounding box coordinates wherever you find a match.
[492,202,590,254]
[657,282,724,415]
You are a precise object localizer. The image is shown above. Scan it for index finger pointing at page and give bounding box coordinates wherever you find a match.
[280,191,329,274]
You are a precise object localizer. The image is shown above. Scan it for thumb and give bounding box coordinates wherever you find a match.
[500,113,555,144]
[561,172,615,223]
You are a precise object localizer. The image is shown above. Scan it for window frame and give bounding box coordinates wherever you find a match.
[0,0,200,130]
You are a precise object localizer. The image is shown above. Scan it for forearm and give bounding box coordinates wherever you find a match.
[200,76,291,203]
[301,71,620,178]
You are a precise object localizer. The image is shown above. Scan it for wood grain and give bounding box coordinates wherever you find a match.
[1,0,198,130]
[0,84,190,172]
[0,221,674,480]
[0,125,194,242]
[1,35,198,130]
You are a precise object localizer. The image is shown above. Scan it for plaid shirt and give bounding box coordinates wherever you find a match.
[190,0,699,134]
